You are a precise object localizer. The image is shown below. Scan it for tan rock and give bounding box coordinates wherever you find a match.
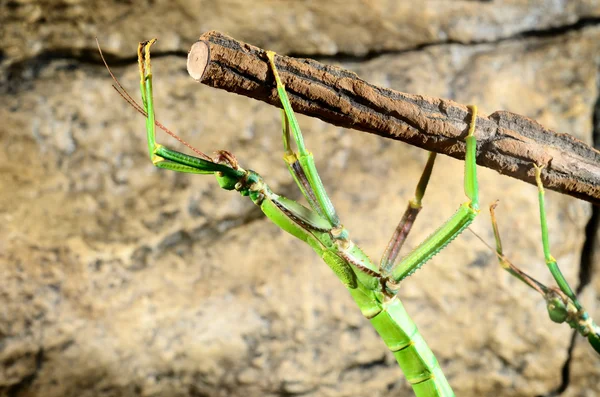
[1,2,598,397]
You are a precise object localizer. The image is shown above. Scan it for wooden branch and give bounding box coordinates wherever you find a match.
[187,30,600,206]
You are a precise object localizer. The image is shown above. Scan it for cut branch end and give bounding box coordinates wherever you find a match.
[187,41,210,81]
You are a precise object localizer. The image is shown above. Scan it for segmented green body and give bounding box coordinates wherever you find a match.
[231,171,466,396]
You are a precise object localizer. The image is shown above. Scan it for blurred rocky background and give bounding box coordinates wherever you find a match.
[1,1,599,396]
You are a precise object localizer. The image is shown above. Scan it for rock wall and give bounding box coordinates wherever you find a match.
[1,1,599,396]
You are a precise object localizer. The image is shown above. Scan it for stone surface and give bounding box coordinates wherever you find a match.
[2,0,600,73]
[1,2,599,397]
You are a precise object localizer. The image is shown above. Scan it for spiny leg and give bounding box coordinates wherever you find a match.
[266,51,340,229]
[278,109,327,220]
[380,152,437,274]
[488,201,571,322]
[533,165,580,309]
[387,106,480,284]
[137,40,244,182]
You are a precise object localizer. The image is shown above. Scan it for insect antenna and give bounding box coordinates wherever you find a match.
[96,38,213,161]
[467,207,547,296]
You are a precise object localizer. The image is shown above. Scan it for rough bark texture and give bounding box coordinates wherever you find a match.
[1,1,600,397]
[188,31,600,205]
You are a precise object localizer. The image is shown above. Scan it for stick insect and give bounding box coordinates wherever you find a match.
[99,39,599,397]
[481,167,600,354]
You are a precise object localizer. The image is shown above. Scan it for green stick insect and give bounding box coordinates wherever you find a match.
[98,39,599,397]
[482,166,600,354]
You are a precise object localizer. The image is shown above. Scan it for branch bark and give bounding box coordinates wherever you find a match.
[187,30,600,206]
